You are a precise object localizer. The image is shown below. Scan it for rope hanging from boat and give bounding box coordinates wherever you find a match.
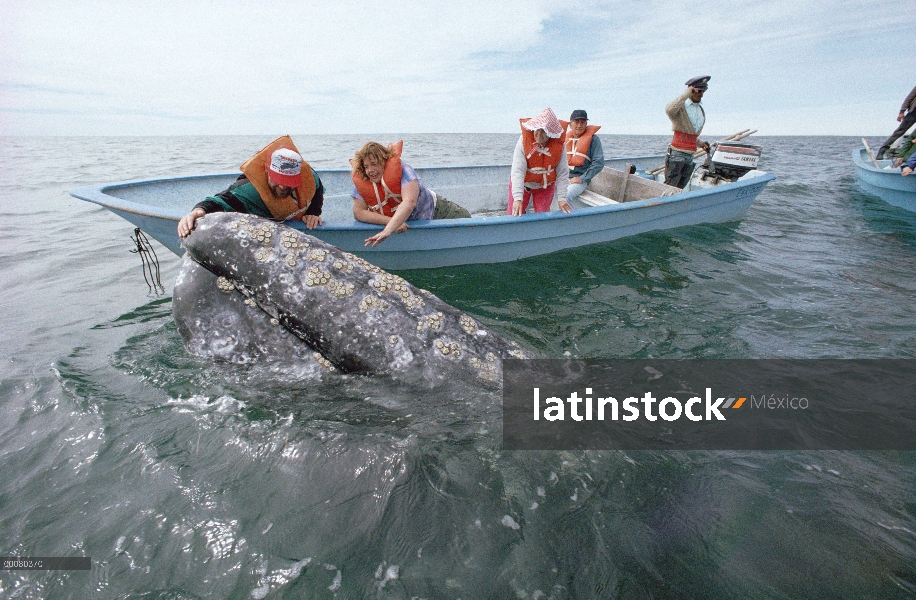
[129,228,165,295]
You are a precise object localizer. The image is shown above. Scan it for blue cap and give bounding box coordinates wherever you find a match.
[685,76,710,90]
[569,109,588,121]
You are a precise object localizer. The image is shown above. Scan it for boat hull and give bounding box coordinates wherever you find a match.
[852,148,916,212]
[71,157,774,270]
[303,183,768,269]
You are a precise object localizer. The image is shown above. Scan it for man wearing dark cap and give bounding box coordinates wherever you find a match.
[876,84,916,160]
[561,109,605,203]
[664,76,711,188]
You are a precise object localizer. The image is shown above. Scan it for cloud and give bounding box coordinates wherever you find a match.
[0,0,912,135]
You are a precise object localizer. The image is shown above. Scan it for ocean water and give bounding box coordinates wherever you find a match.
[0,134,915,599]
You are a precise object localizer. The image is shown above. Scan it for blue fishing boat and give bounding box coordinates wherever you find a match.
[70,155,774,270]
[852,147,916,212]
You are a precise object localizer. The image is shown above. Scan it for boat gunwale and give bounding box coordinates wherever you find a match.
[70,160,775,230]
[852,147,885,173]
[851,147,908,176]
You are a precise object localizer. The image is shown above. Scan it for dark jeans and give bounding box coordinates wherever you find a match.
[878,111,916,158]
[665,149,695,189]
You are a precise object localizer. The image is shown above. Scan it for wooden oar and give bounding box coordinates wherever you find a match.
[861,138,880,169]
[615,163,632,201]
[647,129,756,176]
[694,129,756,160]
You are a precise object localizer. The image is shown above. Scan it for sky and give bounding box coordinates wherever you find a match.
[0,0,912,136]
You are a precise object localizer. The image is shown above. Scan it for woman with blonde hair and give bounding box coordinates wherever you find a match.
[351,141,470,247]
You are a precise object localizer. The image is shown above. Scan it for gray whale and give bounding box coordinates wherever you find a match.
[173,256,323,370]
[175,212,529,387]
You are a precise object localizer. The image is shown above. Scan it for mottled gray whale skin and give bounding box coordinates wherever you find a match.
[173,256,322,371]
[176,212,530,387]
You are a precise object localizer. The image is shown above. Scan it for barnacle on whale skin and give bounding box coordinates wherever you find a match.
[434,339,462,358]
[304,266,331,287]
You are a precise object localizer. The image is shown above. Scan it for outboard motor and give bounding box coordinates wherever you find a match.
[700,141,762,183]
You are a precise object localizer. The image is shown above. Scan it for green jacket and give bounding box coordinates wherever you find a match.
[195,170,324,218]
[894,134,916,162]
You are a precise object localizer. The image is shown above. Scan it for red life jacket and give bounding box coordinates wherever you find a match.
[671,131,700,152]
[351,141,404,217]
[560,121,601,167]
[239,135,316,220]
[520,119,565,187]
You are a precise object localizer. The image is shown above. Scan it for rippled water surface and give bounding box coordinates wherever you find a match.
[1,134,915,599]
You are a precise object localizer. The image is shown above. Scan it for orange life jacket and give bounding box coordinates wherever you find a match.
[350,141,404,217]
[520,119,565,188]
[239,135,316,220]
[670,131,700,152]
[560,120,601,167]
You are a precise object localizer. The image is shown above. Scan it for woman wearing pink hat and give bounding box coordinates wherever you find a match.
[507,107,572,216]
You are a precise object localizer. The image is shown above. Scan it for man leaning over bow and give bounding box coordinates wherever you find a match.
[178,136,324,238]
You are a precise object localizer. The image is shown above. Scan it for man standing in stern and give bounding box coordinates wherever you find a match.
[664,76,711,189]
[876,84,916,160]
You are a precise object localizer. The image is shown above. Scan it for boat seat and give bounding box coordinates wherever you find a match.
[577,189,619,206]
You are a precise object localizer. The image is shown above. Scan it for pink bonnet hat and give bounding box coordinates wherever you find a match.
[522,107,563,138]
